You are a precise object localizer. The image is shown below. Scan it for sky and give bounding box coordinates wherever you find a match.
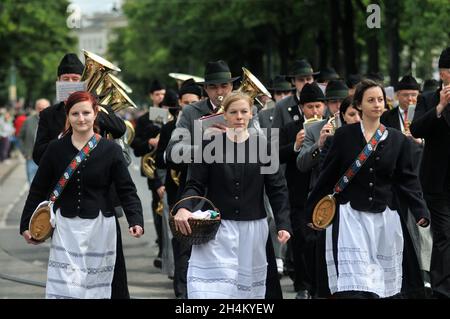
[70,0,123,14]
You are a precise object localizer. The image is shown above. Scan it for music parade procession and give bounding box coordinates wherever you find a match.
[1,0,450,314]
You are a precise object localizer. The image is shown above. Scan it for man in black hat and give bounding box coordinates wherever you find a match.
[382,75,421,137]
[272,59,316,129]
[315,67,340,92]
[147,79,166,108]
[381,75,432,298]
[33,53,126,163]
[32,52,129,298]
[410,47,450,298]
[259,75,295,130]
[346,74,362,96]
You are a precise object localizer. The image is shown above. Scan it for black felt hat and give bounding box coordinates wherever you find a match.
[198,60,239,84]
[422,79,439,93]
[267,75,295,91]
[325,80,349,100]
[299,82,325,105]
[148,80,166,93]
[287,59,318,77]
[179,78,202,98]
[395,75,420,92]
[57,53,84,76]
[161,89,179,108]
[316,67,340,83]
[438,47,450,69]
[345,74,362,88]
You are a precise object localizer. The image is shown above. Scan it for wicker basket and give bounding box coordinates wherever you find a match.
[169,195,221,245]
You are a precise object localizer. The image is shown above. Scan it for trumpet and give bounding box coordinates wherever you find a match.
[326,112,342,134]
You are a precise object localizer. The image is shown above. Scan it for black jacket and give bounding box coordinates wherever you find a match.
[33,102,126,164]
[179,133,292,233]
[306,123,429,223]
[21,134,143,234]
[279,119,311,230]
[410,89,450,193]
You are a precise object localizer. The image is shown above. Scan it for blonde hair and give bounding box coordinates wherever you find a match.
[221,92,253,112]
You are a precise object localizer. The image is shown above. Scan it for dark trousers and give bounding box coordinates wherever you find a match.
[425,190,450,298]
[291,225,314,292]
[265,232,283,299]
[151,189,163,257]
[172,237,191,299]
[111,218,130,299]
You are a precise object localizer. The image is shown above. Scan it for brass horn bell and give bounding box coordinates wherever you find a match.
[81,50,121,93]
[237,67,272,107]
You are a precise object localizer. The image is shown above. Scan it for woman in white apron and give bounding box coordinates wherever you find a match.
[306,79,430,298]
[20,91,144,299]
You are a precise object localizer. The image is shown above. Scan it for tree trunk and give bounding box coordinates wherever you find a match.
[385,0,401,85]
[341,0,357,76]
[367,30,379,74]
[316,29,328,70]
[330,0,342,74]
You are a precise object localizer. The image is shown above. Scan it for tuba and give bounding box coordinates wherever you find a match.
[217,67,271,113]
[81,50,121,93]
[237,67,272,107]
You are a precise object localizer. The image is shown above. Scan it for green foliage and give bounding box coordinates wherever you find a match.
[0,0,77,106]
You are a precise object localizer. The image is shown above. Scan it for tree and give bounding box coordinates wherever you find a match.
[0,0,76,106]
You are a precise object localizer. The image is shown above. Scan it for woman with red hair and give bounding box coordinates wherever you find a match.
[20,91,144,299]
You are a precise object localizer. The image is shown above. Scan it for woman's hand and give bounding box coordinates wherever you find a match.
[277,230,291,244]
[174,208,193,235]
[22,230,43,245]
[129,225,144,238]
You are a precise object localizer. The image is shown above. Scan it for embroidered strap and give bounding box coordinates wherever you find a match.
[49,134,101,202]
[334,124,386,194]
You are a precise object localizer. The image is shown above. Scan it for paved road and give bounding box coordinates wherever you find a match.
[0,156,295,299]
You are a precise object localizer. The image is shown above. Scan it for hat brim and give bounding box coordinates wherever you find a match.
[286,71,320,78]
[197,76,240,85]
[267,87,296,91]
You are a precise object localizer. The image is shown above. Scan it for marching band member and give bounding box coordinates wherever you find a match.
[174,92,291,299]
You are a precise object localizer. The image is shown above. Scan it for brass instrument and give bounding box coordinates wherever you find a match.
[326,112,341,134]
[217,67,271,113]
[81,50,121,93]
[81,50,137,115]
[141,133,159,179]
[237,67,272,107]
[155,199,164,216]
[124,120,135,145]
[303,115,323,131]
[99,76,137,113]
[170,169,181,186]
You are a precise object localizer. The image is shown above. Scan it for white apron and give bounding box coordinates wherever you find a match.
[46,209,117,299]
